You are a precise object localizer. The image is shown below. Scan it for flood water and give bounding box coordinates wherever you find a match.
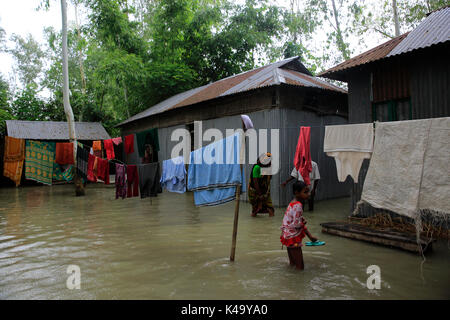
[0,184,449,300]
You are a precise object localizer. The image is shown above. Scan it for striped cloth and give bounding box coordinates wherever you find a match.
[76,144,89,182]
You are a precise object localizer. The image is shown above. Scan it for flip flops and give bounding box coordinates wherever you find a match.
[305,240,326,246]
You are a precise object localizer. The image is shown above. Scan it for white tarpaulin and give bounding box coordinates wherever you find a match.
[361,117,450,219]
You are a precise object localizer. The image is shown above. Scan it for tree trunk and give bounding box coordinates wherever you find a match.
[75,2,87,96]
[123,80,131,118]
[392,0,400,37]
[330,0,349,60]
[61,0,84,196]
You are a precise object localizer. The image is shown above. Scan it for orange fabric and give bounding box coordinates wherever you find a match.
[92,140,102,151]
[4,136,25,161]
[3,160,24,187]
[55,142,74,165]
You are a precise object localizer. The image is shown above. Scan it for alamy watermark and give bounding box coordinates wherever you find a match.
[366,265,381,290]
[170,121,280,174]
[66,265,81,290]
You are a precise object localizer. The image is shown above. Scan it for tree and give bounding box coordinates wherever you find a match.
[0,75,13,134]
[7,34,45,89]
[61,0,82,196]
[313,0,353,62]
[10,85,65,121]
[352,0,449,40]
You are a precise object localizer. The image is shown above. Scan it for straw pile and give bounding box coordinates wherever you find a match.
[348,213,450,240]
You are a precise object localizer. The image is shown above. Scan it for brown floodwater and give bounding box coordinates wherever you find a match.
[0,184,449,300]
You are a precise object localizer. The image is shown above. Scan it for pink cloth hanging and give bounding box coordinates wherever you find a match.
[294,127,311,186]
[112,137,122,145]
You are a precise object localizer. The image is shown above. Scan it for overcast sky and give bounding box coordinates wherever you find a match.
[0,0,386,90]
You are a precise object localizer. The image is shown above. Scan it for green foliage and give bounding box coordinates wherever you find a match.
[352,0,449,40]
[8,34,45,88]
[0,76,13,135]
[4,0,447,135]
[10,85,65,121]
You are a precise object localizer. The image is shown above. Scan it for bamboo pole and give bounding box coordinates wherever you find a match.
[230,131,245,262]
[230,184,241,262]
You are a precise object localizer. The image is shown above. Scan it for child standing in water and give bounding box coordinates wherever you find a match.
[280,181,318,270]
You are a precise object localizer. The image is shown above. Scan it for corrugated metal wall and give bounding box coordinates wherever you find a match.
[124,108,350,208]
[278,108,351,207]
[410,49,450,119]
[348,72,372,124]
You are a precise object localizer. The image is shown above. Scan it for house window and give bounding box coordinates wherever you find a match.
[372,98,412,122]
[371,61,412,122]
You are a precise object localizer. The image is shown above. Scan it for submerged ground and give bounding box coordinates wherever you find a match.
[0,184,449,299]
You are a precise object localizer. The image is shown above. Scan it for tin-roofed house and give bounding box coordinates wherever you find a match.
[318,6,450,214]
[117,56,350,207]
[1,120,111,187]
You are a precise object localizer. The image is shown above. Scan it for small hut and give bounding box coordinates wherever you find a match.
[1,120,111,187]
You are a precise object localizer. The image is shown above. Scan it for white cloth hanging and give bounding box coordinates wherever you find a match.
[324,123,374,183]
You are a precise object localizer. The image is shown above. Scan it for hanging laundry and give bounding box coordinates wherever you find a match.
[55,142,74,165]
[87,153,97,182]
[3,136,25,187]
[360,118,450,219]
[76,143,89,182]
[52,162,74,182]
[324,123,373,183]
[160,156,186,193]
[92,140,102,151]
[136,128,160,158]
[124,134,135,154]
[103,139,115,160]
[138,162,161,198]
[3,161,24,187]
[127,165,139,197]
[96,157,110,184]
[115,163,127,199]
[25,140,56,185]
[187,132,245,206]
[92,140,102,158]
[4,136,25,161]
[293,127,311,186]
[112,137,122,145]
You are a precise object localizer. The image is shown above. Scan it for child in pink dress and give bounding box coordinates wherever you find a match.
[280,181,317,270]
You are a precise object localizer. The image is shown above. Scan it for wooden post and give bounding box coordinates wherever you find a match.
[230,130,245,262]
[230,184,241,262]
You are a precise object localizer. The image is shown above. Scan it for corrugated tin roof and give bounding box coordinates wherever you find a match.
[387,6,450,57]
[317,33,408,79]
[118,57,346,127]
[6,120,111,140]
[319,6,450,80]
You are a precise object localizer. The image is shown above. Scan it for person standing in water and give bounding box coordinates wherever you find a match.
[281,160,320,211]
[248,152,274,217]
[280,181,318,270]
